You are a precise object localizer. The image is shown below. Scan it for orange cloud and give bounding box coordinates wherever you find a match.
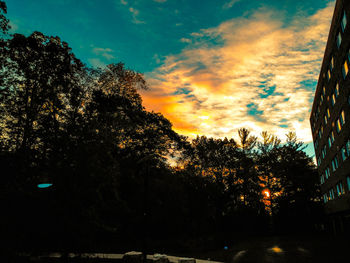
[142,2,335,142]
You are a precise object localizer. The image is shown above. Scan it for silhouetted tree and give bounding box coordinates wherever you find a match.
[272,132,320,232]
[256,131,282,214]
[0,1,9,34]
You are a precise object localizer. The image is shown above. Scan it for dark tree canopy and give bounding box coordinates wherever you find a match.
[0,0,10,34]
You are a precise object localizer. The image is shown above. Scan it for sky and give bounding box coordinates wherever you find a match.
[5,0,336,157]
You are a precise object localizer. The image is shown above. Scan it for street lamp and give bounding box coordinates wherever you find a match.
[37,172,53,189]
[37,183,53,188]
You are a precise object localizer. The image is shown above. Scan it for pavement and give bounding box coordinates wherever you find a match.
[18,234,350,263]
[33,252,223,263]
[226,234,350,263]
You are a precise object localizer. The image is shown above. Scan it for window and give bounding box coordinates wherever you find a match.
[317,156,321,166]
[314,139,318,149]
[336,119,341,132]
[343,60,349,79]
[323,193,328,203]
[341,139,350,161]
[341,11,347,32]
[347,176,350,191]
[325,167,330,179]
[331,156,339,172]
[328,132,334,148]
[331,83,339,106]
[336,182,344,197]
[320,174,325,184]
[336,110,345,133]
[315,106,320,121]
[324,108,330,125]
[330,57,334,72]
[331,93,336,106]
[335,83,339,97]
[329,189,335,200]
[327,70,331,81]
[337,32,342,48]
[340,182,344,194]
[322,145,327,159]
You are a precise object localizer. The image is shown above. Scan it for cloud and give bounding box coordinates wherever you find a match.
[7,18,32,35]
[89,47,116,68]
[180,38,191,43]
[223,0,242,9]
[128,7,145,24]
[92,47,115,60]
[9,21,19,32]
[153,54,162,64]
[116,0,145,24]
[141,2,335,143]
[88,58,106,68]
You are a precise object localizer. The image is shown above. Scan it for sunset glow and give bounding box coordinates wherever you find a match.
[263,190,270,198]
[7,0,335,151]
[141,1,335,145]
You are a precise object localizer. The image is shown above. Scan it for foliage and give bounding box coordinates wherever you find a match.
[0,0,10,34]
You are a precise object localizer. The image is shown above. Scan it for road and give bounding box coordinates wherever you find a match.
[226,234,349,263]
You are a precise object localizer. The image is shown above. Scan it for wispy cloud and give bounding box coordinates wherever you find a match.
[223,0,242,10]
[153,54,162,64]
[9,21,19,32]
[88,58,106,68]
[117,0,145,24]
[7,18,32,35]
[180,37,191,43]
[92,47,115,60]
[142,2,335,142]
[128,7,145,24]
[89,46,116,68]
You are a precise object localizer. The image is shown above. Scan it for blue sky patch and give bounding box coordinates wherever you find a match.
[173,87,192,95]
[247,103,264,121]
[259,86,276,98]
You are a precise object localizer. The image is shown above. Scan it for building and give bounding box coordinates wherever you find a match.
[310,0,350,234]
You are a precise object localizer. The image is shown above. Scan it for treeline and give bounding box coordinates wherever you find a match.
[0,1,321,254]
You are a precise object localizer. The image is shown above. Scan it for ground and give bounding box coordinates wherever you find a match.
[211,233,349,263]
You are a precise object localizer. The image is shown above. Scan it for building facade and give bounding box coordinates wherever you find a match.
[310,0,350,234]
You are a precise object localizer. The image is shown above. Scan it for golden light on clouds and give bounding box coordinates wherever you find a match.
[141,2,335,142]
